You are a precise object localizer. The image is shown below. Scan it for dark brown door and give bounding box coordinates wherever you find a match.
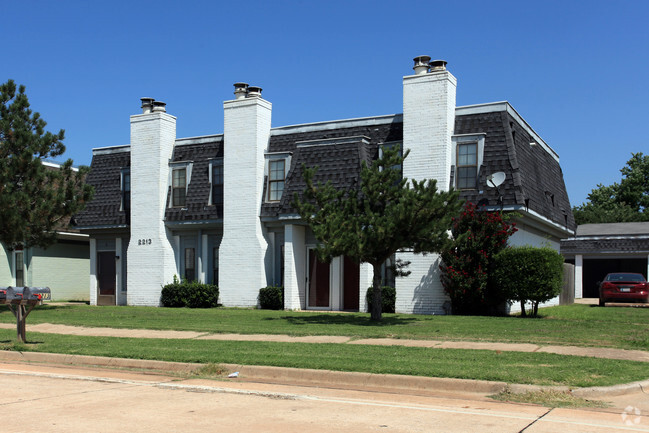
[343,256,360,311]
[97,251,116,306]
[308,249,330,308]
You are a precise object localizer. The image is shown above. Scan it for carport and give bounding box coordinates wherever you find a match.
[561,222,649,298]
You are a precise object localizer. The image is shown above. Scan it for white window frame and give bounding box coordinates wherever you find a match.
[264,152,291,203]
[13,249,25,287]
[451,134,486,190]
[378,141,403,173]
[169,162,192,208]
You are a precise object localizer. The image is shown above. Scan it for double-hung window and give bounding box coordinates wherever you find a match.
[210,160,223,207]
[121,169,130,211]
[14,250,24,287]
[172,167,187,207]
[452,134,485,191]
[268,159,285,201]
[456,143,478,189]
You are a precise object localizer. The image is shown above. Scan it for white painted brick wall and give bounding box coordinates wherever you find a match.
[396,69,457,315]
[220,97,271,307]
[284,224,306,310]
[127,112,177,306]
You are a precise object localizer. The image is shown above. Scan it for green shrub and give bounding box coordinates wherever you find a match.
[259,286,284,310]
[160,276,219,308]
[366,286,396,313]
[491,246,564,317]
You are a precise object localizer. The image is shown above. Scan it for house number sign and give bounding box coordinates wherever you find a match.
[138,239,152,246]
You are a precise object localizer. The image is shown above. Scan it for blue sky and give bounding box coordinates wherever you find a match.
[2,0,647,206]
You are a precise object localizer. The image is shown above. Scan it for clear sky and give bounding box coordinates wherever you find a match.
[3,0,647,207]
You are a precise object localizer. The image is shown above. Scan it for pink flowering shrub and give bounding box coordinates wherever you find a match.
[440,202,517,315]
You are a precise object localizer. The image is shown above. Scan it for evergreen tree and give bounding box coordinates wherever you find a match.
[0,79,93,250]
[293,146,461,321]
[573,153,649,224]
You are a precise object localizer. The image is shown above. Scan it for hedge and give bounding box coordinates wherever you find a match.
[160,277,219,308]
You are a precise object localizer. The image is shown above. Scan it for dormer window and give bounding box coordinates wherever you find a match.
[121,169,130,211]
[209,159,224,207]
[451,134,486,191]
[457,143,477,189]
[172,167,187,207]
[268,159,285,201]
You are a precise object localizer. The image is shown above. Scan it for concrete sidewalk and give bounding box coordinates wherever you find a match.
[1,322,648,363]
[2,322,649,399]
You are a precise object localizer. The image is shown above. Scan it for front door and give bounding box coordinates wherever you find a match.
[307,248,330,309]
[97,251,116,306]
[343,256,360,311]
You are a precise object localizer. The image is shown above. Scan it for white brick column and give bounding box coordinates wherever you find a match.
[396,61,457,314]
[575,254,583,298]
[358,262,373,313]
[219,93,271,306]
[127,108,177,306]
[284,224,305,310]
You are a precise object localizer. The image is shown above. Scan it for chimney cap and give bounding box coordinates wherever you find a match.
[140,97,155,114]
[233,82,249,100]
[413,55,431,75]
[247,86,262,98]
[152,100,167,112]
[429,59,448,71]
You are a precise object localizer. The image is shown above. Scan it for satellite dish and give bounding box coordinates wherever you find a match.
[486,172,506,188]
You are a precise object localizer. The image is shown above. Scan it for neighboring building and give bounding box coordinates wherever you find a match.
[75,56,575,312]
[561,222,649,298]
[0,162,90,301]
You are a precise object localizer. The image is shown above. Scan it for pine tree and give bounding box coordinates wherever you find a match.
[0,79,93,250]
[293,146,462,321]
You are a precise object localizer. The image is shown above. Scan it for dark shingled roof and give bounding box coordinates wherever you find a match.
[165,138,223,222]
[455,110,575,231]
[561,222,649,255]
[261,121,401,217]
[75,104,575,233]
[74,148,130,228]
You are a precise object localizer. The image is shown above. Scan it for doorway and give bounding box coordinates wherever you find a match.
[307,248,330,309]
[97,251,116,306]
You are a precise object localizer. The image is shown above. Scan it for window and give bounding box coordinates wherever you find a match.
[456,142,478,189]
[379,142,403,177]
[121,170,130,211]
[172,167,187,207]
[14,250,24,287]
[210,160,223,207]
[268,159,285,201]
[184,248,195,282]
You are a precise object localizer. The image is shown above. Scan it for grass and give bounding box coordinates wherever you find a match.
[2,303,649,350]
[0,329,647,388]
[490,389,610,408]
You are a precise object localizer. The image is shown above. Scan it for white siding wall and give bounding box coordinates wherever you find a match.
[396,68,457,315]
[127,111,177,306]
[30,243,89,301]
[219,96,271,306]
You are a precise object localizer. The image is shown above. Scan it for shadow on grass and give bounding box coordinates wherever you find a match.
[276,314,418,327]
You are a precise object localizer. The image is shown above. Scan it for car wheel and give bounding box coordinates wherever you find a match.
[599,298,605,307]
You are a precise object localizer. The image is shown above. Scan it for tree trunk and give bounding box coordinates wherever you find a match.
[519,300,526,317]
[532,302,539,317]
[370,264,382,321]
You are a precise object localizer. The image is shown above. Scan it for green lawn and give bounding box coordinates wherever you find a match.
[1,329,646,388]
[1,303,648,350]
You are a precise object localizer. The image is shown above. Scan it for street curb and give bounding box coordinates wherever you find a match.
[0,351,644,398]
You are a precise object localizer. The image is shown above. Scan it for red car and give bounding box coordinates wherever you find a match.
[599,273,649,306]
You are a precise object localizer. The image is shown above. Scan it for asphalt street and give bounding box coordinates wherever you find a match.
[1,361,648,432]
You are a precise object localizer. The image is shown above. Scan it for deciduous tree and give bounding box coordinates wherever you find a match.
[573,153,649,224]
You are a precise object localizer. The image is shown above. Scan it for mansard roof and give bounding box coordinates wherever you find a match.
[75,102,575,232]
[561,222,649,255]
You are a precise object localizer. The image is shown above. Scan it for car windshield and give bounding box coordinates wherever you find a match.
[605,273,646,282]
